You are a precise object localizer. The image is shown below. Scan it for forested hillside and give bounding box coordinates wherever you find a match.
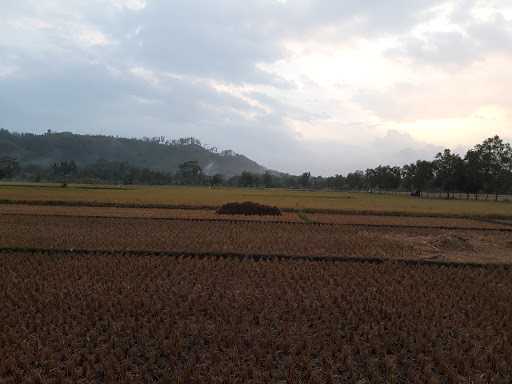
[2,130,511,198]
[0,130,266,177]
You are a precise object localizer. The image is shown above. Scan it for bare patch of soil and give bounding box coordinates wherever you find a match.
[382,229,512,264]
[431,234,474,252]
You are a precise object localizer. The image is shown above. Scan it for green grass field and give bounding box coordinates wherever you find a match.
[1,183,511,218]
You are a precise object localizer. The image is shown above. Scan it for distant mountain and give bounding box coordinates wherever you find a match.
[0,129,268,177]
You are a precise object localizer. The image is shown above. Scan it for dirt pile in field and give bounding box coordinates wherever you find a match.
[216,201,281,216]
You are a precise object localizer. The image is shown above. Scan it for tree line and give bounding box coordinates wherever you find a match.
[218,135,512,200]
[1,135,511,199]
[305,135,512,199]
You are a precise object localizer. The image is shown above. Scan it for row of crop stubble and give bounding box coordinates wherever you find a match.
[1,253,511,383]
[0,214,421,259]
[3,213,512,264]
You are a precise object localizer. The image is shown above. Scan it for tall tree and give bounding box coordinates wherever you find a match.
[326,174,345,190]
[433,149,464,199]
[402,160,434,197]
[365,168,377,192]
[346,170,366,190]
[462,149,485,199]
[299,172,311,188]
[473,136,512,199]
[366,166,401,191]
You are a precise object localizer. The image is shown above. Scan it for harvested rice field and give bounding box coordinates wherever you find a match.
[1,253,511,383]
[2,190,512,383]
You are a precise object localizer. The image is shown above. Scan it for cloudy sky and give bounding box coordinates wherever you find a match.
[1,0,511,175]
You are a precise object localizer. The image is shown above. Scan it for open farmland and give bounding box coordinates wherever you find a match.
[2,186,512,383]
[2,183,512,218]
[1,253,512,383]
[5,0,512,382]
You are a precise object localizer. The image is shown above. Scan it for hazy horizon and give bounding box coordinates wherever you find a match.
[1,0,511,175]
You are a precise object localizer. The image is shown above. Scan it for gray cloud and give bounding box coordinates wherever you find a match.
[389,3,512,67]
[352,86,414,122]
[392,32,478,66]
[1,0,510,175]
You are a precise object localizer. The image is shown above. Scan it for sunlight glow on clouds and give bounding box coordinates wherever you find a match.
[397,105,511,150]
[1,0,511,174]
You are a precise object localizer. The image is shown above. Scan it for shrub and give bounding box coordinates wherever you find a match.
[216,201,281,216]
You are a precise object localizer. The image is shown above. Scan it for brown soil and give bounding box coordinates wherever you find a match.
[431,234,475,252]
[383,230,512,264]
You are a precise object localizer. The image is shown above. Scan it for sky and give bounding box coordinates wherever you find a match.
[0,0,511,175]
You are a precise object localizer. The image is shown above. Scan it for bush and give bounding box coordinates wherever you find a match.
[216,201,281,216]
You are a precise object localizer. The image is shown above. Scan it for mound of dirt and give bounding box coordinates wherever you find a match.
[216,202,281,216]
[431,235,474,252]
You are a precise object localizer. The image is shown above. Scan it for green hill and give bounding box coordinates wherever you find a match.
[0,129,267,177]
